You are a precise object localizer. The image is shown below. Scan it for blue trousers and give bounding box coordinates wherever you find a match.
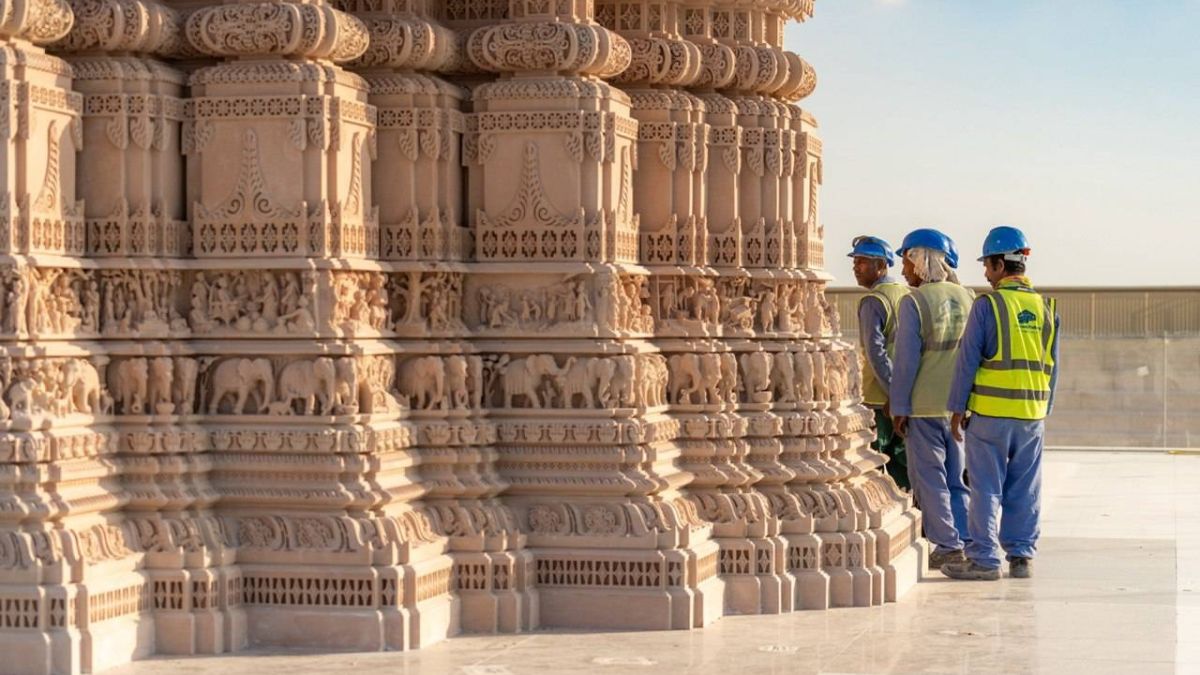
[906,417,970,554]
[963,415,1045,569]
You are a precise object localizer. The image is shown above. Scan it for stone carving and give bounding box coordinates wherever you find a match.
[656,276,721,326]
[772,351,797,403]
[0,357,111,422]
[275,357,336,416]
[396,355,446,411]
[189,270,313,334]
[0,1,925,669]
[185,2,369,63]
[0,266,99,335]
[100,269,185,336]
[389,271,464,333]
[111,358,149,414]
[333,271,390,332]
[739,352,773,404]
[476,275,592,331]
[205,357,274,415]
[497,354,571,409]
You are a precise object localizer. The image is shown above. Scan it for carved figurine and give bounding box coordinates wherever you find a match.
[740,352,773,403]
[63,359,103,414]
[498,355,570,408]
[207,358,274,414]
[793,350,815,402]
[276,357,337,415]
[112,358,149,414]
[772,351,797,403]
[396,356,447,410]
[811,349,828,401]
[174,357,199,414]
[333,358,360,413]
[719,353,739,404]
[446,355,471,409]
[149,357,174,414]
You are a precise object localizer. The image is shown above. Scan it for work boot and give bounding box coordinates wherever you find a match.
[941,559,1001,581]
[1009,558,1033,579]
[929,548,965,569]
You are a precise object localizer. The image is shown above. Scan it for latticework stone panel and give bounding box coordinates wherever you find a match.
[0,0,924,672]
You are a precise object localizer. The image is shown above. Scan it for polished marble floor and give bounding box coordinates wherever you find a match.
[112,451,1200,674]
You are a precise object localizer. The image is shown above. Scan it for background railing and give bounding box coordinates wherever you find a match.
[830,287,1200,338]
[828,287,1200,449]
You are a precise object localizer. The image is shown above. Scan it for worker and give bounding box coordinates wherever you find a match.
[889,228,974,570]
[941,226,1060,581]
[848,235,912,489]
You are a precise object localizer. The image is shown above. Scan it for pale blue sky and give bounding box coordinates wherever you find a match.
[786,0,1200,287]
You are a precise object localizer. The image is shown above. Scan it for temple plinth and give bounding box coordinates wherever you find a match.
[0,0,924,672]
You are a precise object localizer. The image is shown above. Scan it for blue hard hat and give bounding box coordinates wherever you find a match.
[978,225,1030,261]
[847,235,895,266]
[897,228,959,269]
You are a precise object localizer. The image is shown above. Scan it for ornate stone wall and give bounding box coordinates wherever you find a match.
[0,0,924,671]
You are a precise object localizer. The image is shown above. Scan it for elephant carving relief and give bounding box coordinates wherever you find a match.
[148,357,175,414]
[446,355,470,409]
[563,357,619,408]
[207,358,274,414]
[174,357,199,414]
[772,351,797,403]
[610,355,637,407]
[333,358,360,413]
[793,350,814,402]
[498,354,570,408]
[668,353,702,405]
[63,359,104,414]
[397,355,446,410]
[739,352,773,403]
[811,349,828,401]
[669,353,723,405]
[276,357,337,416]
[111,358,149,414]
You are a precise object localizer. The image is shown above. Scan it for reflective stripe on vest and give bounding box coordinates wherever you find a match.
[859,282,911,406]
[908,282,975,417]
[968,287,1057,420]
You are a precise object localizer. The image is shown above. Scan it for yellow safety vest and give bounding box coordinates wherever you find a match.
[968,284,1058,420]
[859,281,911,406]
[908,281,975,417]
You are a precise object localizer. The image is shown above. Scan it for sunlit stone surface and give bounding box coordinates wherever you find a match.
[0,0,922,671]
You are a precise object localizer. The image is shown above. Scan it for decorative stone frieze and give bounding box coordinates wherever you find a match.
[0,0,924,672]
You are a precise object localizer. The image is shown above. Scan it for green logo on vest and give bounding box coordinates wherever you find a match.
[1017,309,1039,329]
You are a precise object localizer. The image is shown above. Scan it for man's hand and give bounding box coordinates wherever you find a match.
[951,413,967,442]
[892,415,909,439]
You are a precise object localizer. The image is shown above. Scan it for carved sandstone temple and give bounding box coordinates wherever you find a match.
[0,0,923,671]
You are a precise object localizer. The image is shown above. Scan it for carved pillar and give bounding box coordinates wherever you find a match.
[47,0,243,660]
[0,0,146,673]
[458,0,724,630]
[182,0,457,651]
[337,0,536,635]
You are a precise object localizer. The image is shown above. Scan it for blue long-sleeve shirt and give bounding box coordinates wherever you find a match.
[946,289,1061,415]
[857,276,899,402]
[887,293,925,417]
